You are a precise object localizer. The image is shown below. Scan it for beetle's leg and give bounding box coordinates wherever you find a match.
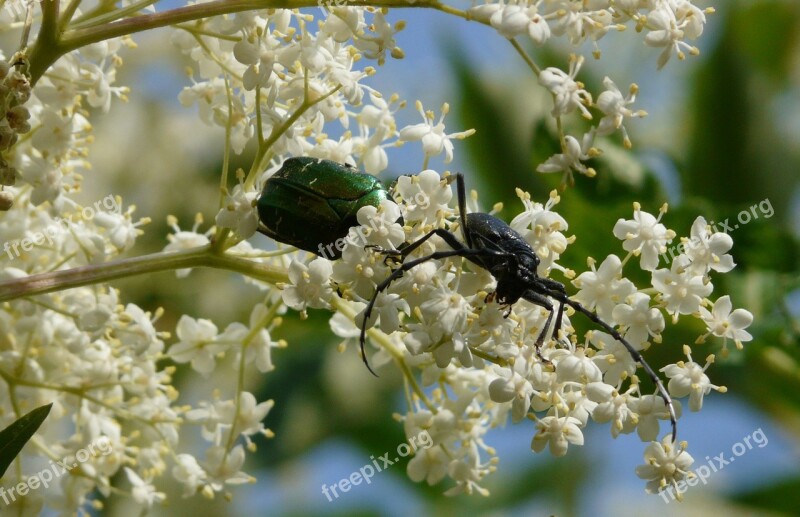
[360,245,505,376]
[520,290,557,366]
[368,228,469,263]
[364,244,404,266]
[531,277,570,346]
[452,173,472,247]
[545,290,678,442]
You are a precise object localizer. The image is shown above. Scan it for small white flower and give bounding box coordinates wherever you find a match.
[474,3,551,45]
[682,216,735,276]
[353,200,405,250]
[163,215,213,277]
[644,4,702,69]
[613,202,675,271]
[595,77,646,148]
[217,392,274,442]
[661,346,726,411]
[636,435,695,499]
[407,445,449,485]
[169,316,224,375]
[536,132,596,179]
[394,169,453,225]
[215,184,259,239]
[399,101,475,164]
[510,189,570,271]
[538,55,592,119]
[233,30,280,90]
[698,295,753,350]
[172,454,208,497]
[125,468,166,507]
[553,347,602,384]
[612,292,665,348]
[631,395,682,443]
[204,445,253,489]
[587,383,639,438]
[282,258,334,311]
[531,415,584,457]
[590,331,638,382]
[652,256,713,319]
[572,254,636,321]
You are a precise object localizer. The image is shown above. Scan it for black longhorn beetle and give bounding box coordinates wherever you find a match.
[359,173,677,441]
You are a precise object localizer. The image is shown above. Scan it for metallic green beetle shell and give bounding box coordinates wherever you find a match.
[257,157,391,259]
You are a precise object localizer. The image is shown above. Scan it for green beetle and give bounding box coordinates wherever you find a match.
[257,157,394,259]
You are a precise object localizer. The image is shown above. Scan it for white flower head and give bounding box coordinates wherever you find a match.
[215,183,259,239]
[169,315,224,375]
[282,257,334,311]
[538,54,592,119]
[125,468,166,508]
[172,454,208,497]
[595,77,646,148]
[394,169,453,225]
[682,216,735,277]
[613,202,676,271]
[652,256,713,320]
[636,435,695,499]
[572,254,636,320]
[698,295,753,351]
[531,415,584,457]
[661,346,726,411]
[399,101,475,164]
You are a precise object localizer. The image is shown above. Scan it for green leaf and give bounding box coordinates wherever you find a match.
[0,403,53,478]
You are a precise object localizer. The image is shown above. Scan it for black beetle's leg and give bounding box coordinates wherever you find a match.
[545,290,678,442]
[452,173,472,247]
[369,227,468,262]
[360,245,507,376]
[520,290,556,366]
[553,301,565,342]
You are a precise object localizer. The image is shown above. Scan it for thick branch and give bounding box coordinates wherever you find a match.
[0,247,287,301]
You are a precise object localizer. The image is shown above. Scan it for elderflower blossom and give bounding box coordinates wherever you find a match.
[0,0,741,512]
[321,168,746,496]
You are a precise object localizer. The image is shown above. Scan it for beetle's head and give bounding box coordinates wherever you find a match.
[492,249,540,305]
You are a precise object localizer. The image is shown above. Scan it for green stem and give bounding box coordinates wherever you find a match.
[243,83,343,190]
[27,0,475,84]
[69,0,160,31]
[0,246,287,302]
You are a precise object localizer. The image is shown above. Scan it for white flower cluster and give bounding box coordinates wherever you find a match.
[175,7,408,176]
[0,0,735,511]
[469,0,710,67]
[1,4,474,513]
[278,172,752,496]
[468,0,713,184]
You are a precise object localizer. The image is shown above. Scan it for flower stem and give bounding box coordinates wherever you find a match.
[0,246,287,302]
[26,0,483,84]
